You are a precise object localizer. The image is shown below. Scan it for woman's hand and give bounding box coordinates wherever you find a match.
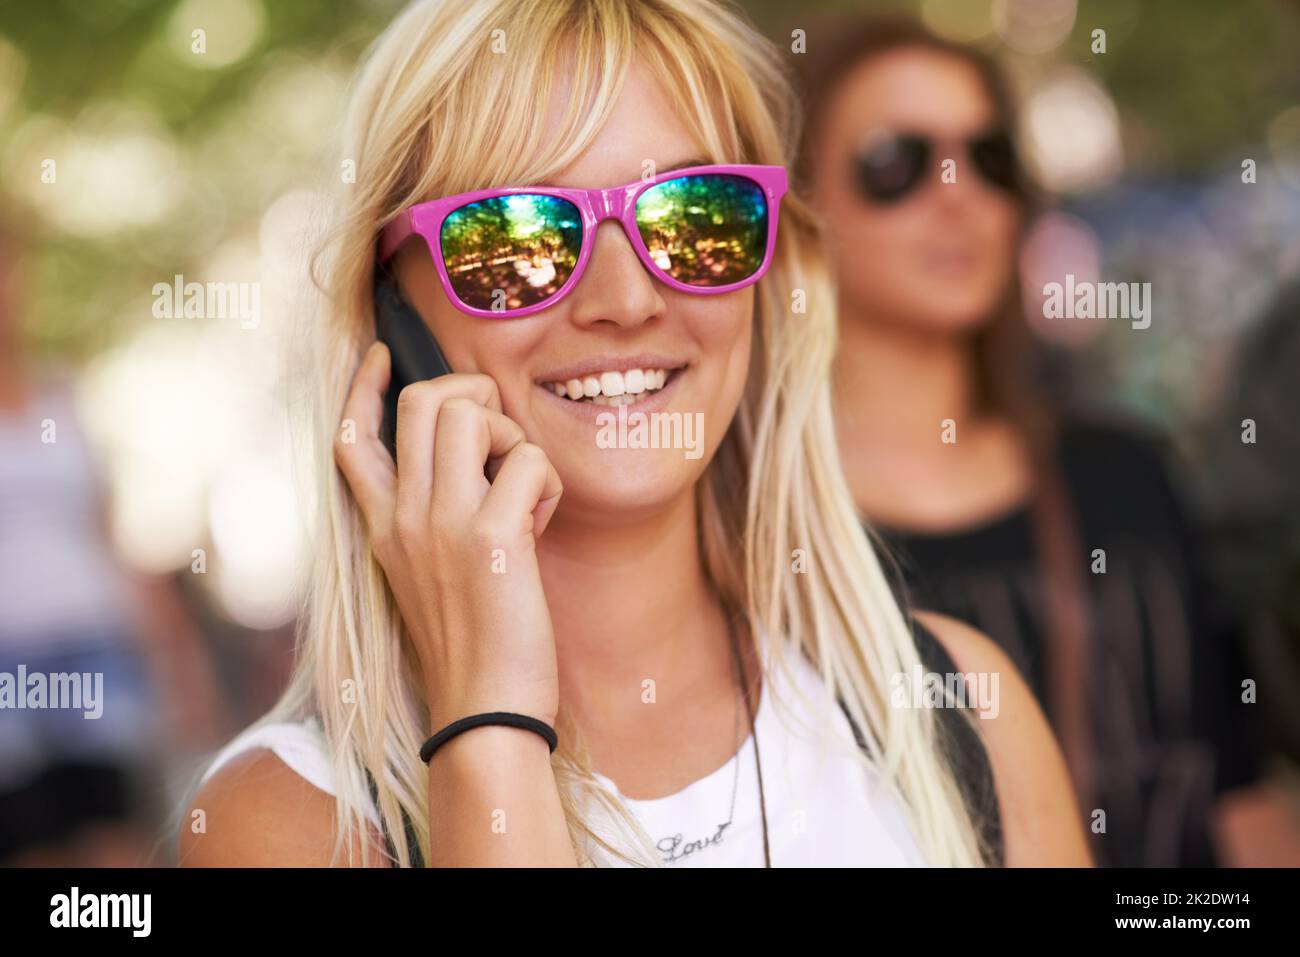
[333,341,564,732]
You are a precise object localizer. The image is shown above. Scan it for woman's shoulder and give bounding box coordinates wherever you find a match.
[198,716,340,799]
[180,717,386,867]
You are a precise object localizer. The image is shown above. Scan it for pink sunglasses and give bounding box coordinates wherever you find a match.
[378,163,787,318]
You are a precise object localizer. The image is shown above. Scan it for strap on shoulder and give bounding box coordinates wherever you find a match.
[835,618,1006,867]
[911,619,1005,865]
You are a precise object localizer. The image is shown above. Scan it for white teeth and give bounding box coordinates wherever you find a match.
[544,367,674,402]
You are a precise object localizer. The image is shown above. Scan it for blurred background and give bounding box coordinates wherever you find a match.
[0,0,1297,866]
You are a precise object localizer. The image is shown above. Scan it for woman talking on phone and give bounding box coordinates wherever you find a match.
[180,0,1088,868]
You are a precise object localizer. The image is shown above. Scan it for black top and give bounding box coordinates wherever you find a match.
[877,420,1261,867]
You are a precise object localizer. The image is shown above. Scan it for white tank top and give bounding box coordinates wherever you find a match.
[199,648,928,866]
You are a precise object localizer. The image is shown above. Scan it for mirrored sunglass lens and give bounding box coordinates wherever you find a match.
[855,135,928,203]
[634,174,769,287]
[970,133,1019,193]
[439,194,582,311]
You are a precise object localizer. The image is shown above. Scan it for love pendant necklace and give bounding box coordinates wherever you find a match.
[652,617,771,867]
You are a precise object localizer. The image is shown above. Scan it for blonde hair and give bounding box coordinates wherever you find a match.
[249,0,990,867]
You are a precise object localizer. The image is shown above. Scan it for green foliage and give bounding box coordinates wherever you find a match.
[0,0,1297,358]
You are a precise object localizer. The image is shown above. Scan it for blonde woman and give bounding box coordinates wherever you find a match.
[179,0,1088,868]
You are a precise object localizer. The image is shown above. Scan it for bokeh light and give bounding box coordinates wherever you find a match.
[1023,65,1123,194]
[167,0,266,69]
[919,0,994,43]
[992,0,1077,55]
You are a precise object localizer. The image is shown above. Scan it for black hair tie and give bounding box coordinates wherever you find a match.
[419,711,558,764]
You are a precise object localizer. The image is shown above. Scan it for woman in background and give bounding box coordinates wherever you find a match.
[797,14,1263,866]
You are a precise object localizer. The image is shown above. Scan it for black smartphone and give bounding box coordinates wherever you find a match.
[373,275,453,456]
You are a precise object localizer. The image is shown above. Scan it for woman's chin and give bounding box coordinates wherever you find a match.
[923,307,1000,333]
[547,452,705,523]
[913,277,1010,330]
[890,292,1005,333]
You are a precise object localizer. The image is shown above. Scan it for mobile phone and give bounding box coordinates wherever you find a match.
[373,274,453,457]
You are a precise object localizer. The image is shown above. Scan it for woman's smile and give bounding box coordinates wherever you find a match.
[533,354,688,422]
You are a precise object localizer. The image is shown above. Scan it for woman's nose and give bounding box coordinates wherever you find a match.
[565,220,666,330]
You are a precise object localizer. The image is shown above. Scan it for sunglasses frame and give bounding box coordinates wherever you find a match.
[852,128,1020,205]
[378,163,787,318]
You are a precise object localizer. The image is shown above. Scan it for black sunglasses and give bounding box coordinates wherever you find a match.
[852,129,1020,204]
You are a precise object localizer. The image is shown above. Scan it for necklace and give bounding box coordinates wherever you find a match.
[652,616,771,867]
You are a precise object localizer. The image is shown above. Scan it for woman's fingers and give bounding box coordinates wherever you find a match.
[431,398,529,519]
[480,441,564,538]
[342,358,560,543]
[334,341,397,530]
[394,373,502,514]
